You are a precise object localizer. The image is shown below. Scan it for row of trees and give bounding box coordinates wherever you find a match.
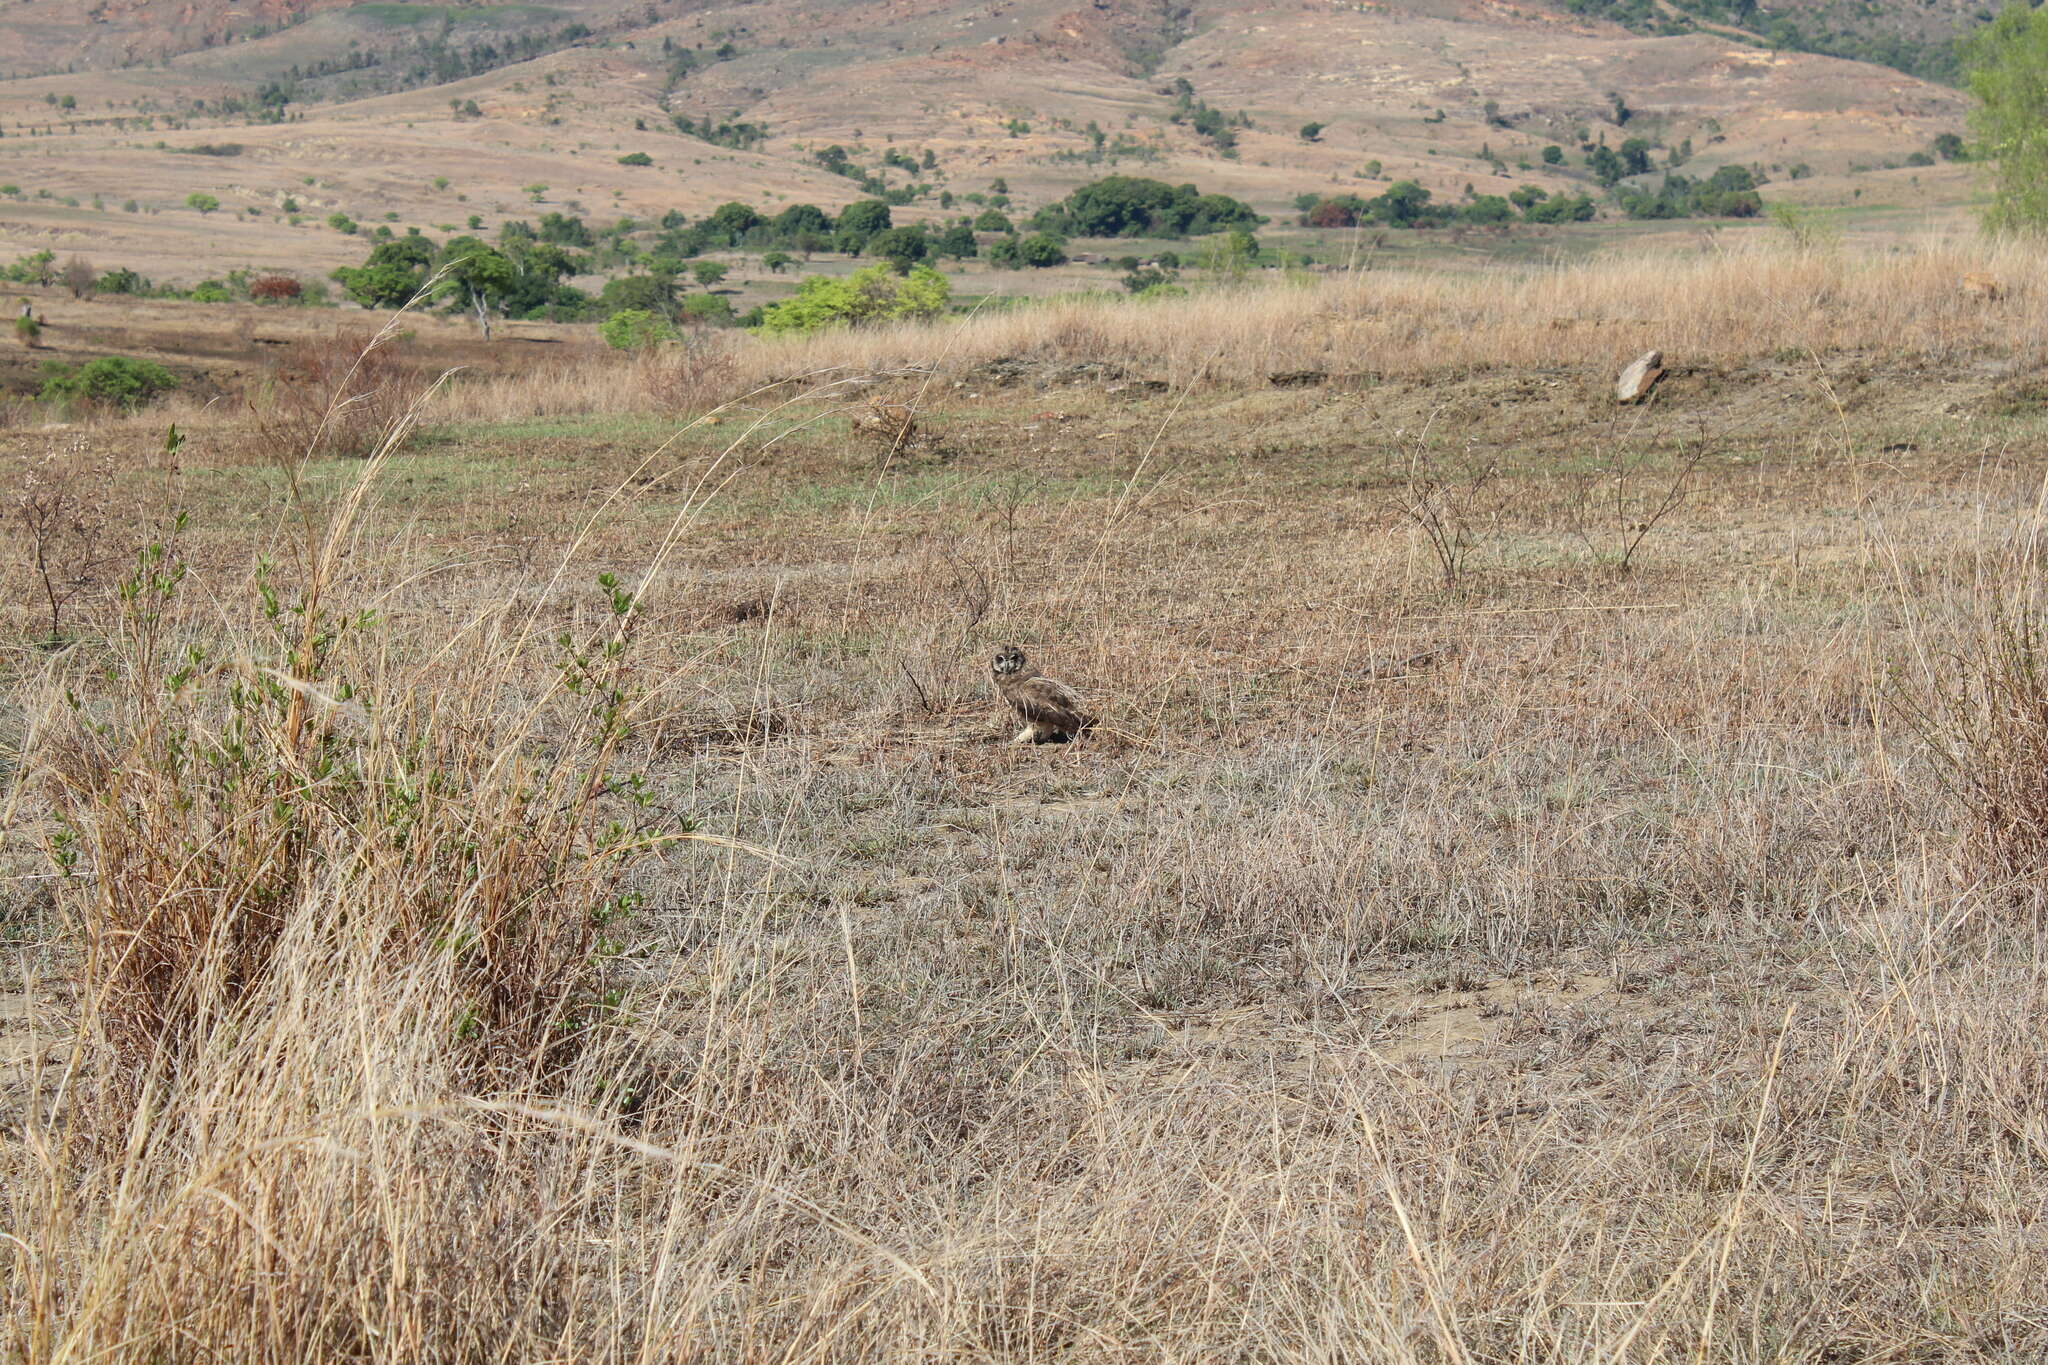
[1295,183,1597,229]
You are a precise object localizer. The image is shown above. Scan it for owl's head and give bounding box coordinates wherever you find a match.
[991,645,1026,677]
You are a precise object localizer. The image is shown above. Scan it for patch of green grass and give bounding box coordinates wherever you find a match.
[416,414,680,445]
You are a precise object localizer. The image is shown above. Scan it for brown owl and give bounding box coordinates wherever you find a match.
[991,645,1092,744]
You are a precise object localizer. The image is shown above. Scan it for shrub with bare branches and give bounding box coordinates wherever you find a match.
[249,273,303,303]
[60,256,95,301]
[257,326,437,459]
[9,446,117,645]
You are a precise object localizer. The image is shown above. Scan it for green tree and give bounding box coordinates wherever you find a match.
[774,203,833,237]
[1371,181,1432,225]
[599,274,676,317]
[702,202,762,243]
[617,151,653,166]
[835,199,893,245]
[1299,122,1324,142]
[438,236,516,338]
[331,236,436,309]
[1541,144,1564,165]
[690,260,729,290]
[762,250,792,273]
[1016,233,1068,267]
[866,226,929,272]
[1967,4,2048,232]
[186,192,219,214]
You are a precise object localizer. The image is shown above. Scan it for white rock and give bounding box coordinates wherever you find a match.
[1616,350,1665,403]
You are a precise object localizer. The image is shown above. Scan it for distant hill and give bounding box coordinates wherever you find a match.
[0,0,1978,286]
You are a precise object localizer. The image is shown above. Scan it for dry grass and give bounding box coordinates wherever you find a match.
[315,234,2048,436]
[4,241,2048,1360]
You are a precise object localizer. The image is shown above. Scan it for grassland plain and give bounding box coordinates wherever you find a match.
[4,240,2048,1359]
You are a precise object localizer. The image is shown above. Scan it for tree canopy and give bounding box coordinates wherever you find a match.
[1968,3,2048,233]
[1028,177,1262,239]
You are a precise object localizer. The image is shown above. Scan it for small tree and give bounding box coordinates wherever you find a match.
[617,151,653,166]
[762,250,791,274]
[186,192,219,214]
[1017,233,1068,268]
[61,255,95,300]
[438,237,515,338]
[1968,4,2048,233]
[690,261,729,291]
[599,308,674,349]
[1299,122,1325,142]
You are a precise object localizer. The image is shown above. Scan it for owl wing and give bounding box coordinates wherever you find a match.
[1010,675,1090,733]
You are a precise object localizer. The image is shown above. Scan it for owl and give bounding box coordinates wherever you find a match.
[991,645,1092,744]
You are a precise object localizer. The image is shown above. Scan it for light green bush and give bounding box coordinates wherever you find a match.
[757,265,950,335]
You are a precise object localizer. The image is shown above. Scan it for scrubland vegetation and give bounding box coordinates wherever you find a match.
[4,236,2048,1359]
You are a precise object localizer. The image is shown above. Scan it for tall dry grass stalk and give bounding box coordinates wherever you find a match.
[1890,482,2048,896]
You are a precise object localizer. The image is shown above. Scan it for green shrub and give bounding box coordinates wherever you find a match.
[617,151,653,166]
[39,355,179,410]
[14,314,39,347]
[757,264,950,334]
[1017,233,1068,268]
[328,212,358,234]
[185,192,219,214]
[96,267,151,296]
[598,308,675,350]
[188,281,233,303]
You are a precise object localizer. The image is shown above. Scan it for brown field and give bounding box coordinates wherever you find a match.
[4,237,2048,1359]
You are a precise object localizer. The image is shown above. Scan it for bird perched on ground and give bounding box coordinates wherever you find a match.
[991,645,1092,744]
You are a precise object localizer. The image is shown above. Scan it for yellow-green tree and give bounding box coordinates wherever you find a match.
[1969,4,2048,233]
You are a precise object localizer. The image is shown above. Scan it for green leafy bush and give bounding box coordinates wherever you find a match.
[757,264,950,334]
[39,355,179,410]
[598,308,675,350]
